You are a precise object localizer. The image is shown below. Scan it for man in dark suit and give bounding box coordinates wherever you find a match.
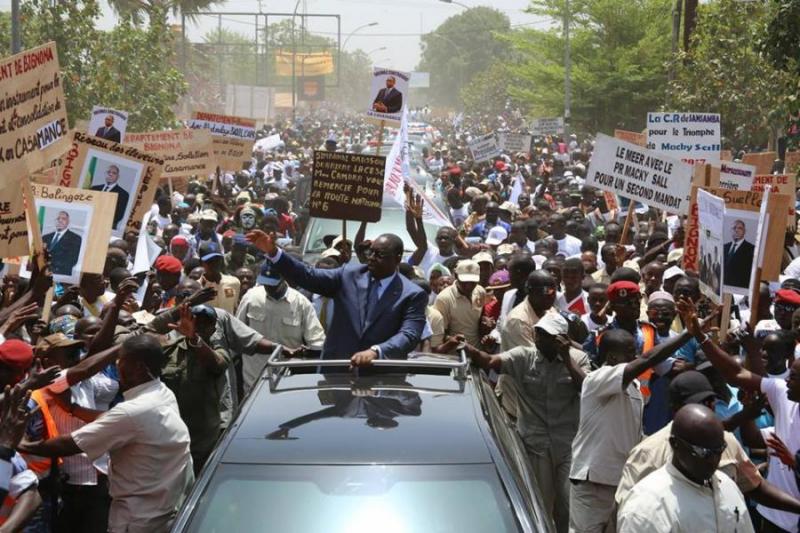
[94,114,122,143]
[248,229,427,367]
[90,164,129,230]
[372,76,403,114]
[42,211,82,276]
[723,219,755,289]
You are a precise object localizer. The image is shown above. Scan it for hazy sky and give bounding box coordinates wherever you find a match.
[1,0,555,71]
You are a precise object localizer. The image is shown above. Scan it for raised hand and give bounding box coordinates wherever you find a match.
[20,359,61,392]
[0,303,41,337]
[247,230,277,255]
[676,297,702,337]
[767,432,797,469]
[167,304,197,339]
[0,383,32,449]
[113,277,140,306]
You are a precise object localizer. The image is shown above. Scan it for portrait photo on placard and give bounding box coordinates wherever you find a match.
[79,149,144,236]
[88,106,128,144]
[366,68,410,124]
[721,208,759,294]
[698,229,722,302]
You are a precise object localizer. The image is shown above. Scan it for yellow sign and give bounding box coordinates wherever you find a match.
[275,51,334,76]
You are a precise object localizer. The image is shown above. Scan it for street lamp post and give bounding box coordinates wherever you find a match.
[291,0,302,122]
[342,22,378,51]
[366,46,387,57]
[438,0,469,9]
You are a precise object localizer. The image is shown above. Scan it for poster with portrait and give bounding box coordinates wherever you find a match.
[721,205,760,295]
[366,67,410,125]
[56,131,164,236]
[20,185,116,285]
[87,106,129,144]
[696,189,724,303]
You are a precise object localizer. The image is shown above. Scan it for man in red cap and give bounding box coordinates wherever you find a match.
[154,255,183,310]
[754,287,800,341]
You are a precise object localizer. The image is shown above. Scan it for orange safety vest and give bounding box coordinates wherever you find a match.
[596,323,656,402]
[22,390,60,479]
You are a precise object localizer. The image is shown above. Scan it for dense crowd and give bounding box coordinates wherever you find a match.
[0,110,798,533]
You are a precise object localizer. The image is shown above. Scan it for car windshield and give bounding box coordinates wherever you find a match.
[303,209,443,254]
[183,464,522,533]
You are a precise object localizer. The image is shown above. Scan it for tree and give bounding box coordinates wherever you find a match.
[500,0,672,134]
[417,7,512,109]
[671,0,794,148]
[106,0,224,24]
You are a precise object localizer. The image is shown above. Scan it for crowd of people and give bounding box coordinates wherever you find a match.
[0,109,798,533]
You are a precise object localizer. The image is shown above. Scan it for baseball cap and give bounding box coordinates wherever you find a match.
[667,248,684,264]
[607,280,640,301]
[170,235,189,247]
[321,248,341,259]
[534,313,569,336]
[0,340,33,370]
[35,333,83,355]
[198,242,224,262]
[496,243,516,256]
[200,209,219,223]
[473,251,494,265]
[190,304,217,321]
[776,289,800,306]
[154,255,182,274]
[257,263,282,287]
[663,266,685,282]
[669,370,716,406]
[487,270,511,290]
[331,236,352,249]
[485,226,509,246]
[455,260,480,283]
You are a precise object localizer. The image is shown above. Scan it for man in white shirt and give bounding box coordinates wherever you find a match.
[618,404,754,532]
[19,335,194,533]
[547,213,581,257]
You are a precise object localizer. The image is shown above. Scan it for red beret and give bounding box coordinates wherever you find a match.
[448,166,462,176]
[154,255,182,274]
[0,340,33,370]
[776,289,800,306]
[607,281,640,301]
[494,160,507,171]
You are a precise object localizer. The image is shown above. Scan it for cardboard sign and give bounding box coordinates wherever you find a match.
[0,166,32,258]
[531,117,564,136]
[751,174,796,224]
[721,150,733,161]
[742,151,776,175]
[57,131,164,237]
[646,112,721,165]
[696,189,725,303]
[585,133,694,215]
[717,161,756,191]
[88,106,128,144]
[498,133,532,155]
[24,184,116,284]
[614,129,646,147]
[211,136,252,172]
[187,111,256,141]
[469,133,501,163]
[684,185,788,283]
[784,151,800,175]
[126,129,214,179]
[367,67,411,125]
[0,42,69,173]
[310,151,385,222]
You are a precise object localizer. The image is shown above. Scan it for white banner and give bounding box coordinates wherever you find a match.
[469,133,501,163]
[717,161,756,191]
[382,107,408,207]
[646,112,721,165]
[585,133,694,215]
[530,117,564,136]
[498,133,532,155]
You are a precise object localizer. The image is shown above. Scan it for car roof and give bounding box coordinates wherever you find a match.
[218,372,495,466]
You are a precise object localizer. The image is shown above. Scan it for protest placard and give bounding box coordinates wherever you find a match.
[310,151,386,222]
[684,185,788,286]
[367,68,411,125]
[469,133,501,163]
[742,151,776,175]
[88,106,128,143]
[717,161,756,191]
[126,129,214,180]
[784,151,800,175]
[696,189,725,303]
[187,111,256,140]
[0,165,32,259]
[0,42,69,173]
[530,117,564,136]
[23,184,116,284]
[584,133,694,215]
[210,136,252,172]
[750,173,796,224]
[498,133,532,155]
[646,112,721,165]
[56,130,164,237]
[614,129,646,147]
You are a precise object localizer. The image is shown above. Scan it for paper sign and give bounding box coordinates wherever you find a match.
[696,189,725,303]
[784,151,800,175]
[469,133,501,163]
[614,129,646,147]
[498,133,532,155]
[88,106,128,144]
[717,161,756,191]
[125,129,214,179]
[310,151,386,222]
[646,112,721,165]
[254,133,282,153]
[742,151,776,175]
[57,131,164,237]
[0,42,69,173]
[585,133,694,215]
[367,67,411,125]
[187,111,256,141]
[531,117,564,136]
[751,173,796,224]
[0,167,31,258]
[211,136,252,172]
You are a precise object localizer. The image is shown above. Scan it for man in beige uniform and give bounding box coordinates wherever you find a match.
[433,260,485,347]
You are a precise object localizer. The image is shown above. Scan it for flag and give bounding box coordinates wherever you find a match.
[509,174,524,204]
[383,106,408,208]
[132,212,164,275]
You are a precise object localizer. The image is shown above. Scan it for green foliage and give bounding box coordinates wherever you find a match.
[501,0,672,134]
[460,63,519,120]
[17,0,186,131]
[107,0,224,24]
[417,7,512,108]
[670,0,793,147]
[760,0,800,75]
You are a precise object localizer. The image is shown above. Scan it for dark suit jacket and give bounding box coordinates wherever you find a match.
[723,239,755,288]
[95,126,121,143]
[273,252,427,359]
[91,184,129,230]
[42,230,82,276]
[373,88,403,114]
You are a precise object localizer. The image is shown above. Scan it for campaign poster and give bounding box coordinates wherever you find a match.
[696,189,724,303]
[498,133,532,156]
[367,67,411,125]
[88,106,128,144]
[125,129,215,180]
[717,161,756,191]
[469,133,502,163]
[531,117,565,136]
[646,112,721,165]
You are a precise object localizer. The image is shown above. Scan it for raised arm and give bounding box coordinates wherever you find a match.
[405,192,428,266]
[623,330,692,388]
[463,342,502,371]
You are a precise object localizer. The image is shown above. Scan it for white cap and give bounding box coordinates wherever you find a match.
[663,266,685,281]
[485,226,508,246]
[534,313,569,336]
[455,260,480,283]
